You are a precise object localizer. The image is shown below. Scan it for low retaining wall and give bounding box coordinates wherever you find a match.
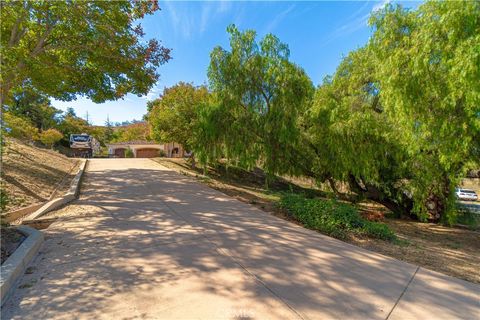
[1,203,45,224]
[22,159,87,222]
[0,226,44,306]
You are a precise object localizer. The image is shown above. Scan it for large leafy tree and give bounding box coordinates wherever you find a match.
[309,1,480,222]
[111,121,151,143]
[206,25,313,180]
[1,0,171,108]
[57,111,90,145]
[370,1,480,221]
[307,48,414,217]
[7,86,62,131]
[147,82,209,165]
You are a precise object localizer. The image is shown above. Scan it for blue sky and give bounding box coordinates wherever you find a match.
[53,0,420,125]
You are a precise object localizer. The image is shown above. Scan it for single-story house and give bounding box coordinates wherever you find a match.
[106,141,185,158]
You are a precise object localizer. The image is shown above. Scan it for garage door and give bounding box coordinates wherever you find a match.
[114,148,126,158]
[136,148,159,158]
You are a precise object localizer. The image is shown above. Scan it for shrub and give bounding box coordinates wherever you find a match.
[39,128,63,148]
[125,148,134,158]
[278,193,396,241]
[2,112,38,142]
[362,222,396,240]
[0,187,9,212]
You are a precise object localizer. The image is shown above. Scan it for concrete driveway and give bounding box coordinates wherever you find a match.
[2,159,479,319]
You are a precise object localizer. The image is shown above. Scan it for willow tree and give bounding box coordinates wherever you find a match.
[307,48,414,217]
[370,1,479,221]
[206,25,313,181]
[1,0,171,108]
[309,1,480,222]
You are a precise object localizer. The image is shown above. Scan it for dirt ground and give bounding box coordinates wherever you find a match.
[461,178,480,196]
[153,158,480,284]
[1,224,26,264]
[1,138,79,212]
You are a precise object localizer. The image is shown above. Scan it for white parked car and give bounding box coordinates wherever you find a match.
[455,188,478,201]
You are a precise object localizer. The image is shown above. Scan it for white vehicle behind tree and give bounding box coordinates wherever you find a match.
[455,188,478,202]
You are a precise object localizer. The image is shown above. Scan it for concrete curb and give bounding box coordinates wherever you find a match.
[2,161,80,223]
[0,226,44,306]
[22,159,87,222]
[1,203,44,224]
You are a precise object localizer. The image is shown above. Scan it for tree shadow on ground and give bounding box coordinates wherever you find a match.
[3,162,479,319]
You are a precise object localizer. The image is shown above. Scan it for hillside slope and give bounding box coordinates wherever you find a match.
[1,138,79,212]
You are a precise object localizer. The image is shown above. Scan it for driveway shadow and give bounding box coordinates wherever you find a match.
[3,160,479,319]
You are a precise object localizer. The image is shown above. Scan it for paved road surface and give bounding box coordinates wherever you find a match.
[2,159,479,319]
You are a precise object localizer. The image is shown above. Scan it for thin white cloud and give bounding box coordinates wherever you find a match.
[335,13,370,36]
[217,0,233,14]
[164,1,232,38]
[320,1,379,47]
[200,3,212,34]
[164,1,193,39]
[141,87,161,101]
[372,0,391,12]
[200,1,234,34]
[233,6,246,28]
[265,4,296,33]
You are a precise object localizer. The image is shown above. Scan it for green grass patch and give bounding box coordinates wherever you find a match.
[455,208,480,230]
[278,193,396,241]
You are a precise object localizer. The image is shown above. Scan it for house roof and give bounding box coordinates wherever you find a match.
[107,140,159,146]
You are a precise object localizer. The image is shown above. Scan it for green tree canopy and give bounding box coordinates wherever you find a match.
[307,48,413,217]
[2,111,39,142]
[39,128,63,148]
[57,111,90,145]
[308,1,480,222]
[147,82,209,159]
[7,86,62,131]
[1,0,171,107]
[111,121,151,143]
[206,25,314,179]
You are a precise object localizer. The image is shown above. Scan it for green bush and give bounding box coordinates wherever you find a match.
[278,193,396,241]
[0,188,9,212]
[455,206,480,230]
[3,112,38,142]
[39,128,63,148]
[125,148,134,158]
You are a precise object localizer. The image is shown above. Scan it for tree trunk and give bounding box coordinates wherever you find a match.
[190,153,196,169]
[328,177,341,196]
[425,175,452,222]
[348,175,414,218]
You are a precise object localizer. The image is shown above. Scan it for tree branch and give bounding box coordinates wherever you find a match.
[8,2,31,47]
[31,23,56,57]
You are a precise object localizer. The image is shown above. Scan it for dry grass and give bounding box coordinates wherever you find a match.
[154,158,480,284]
[352,219,480,283]
[1,138,79,212]
[461,178,480,196]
